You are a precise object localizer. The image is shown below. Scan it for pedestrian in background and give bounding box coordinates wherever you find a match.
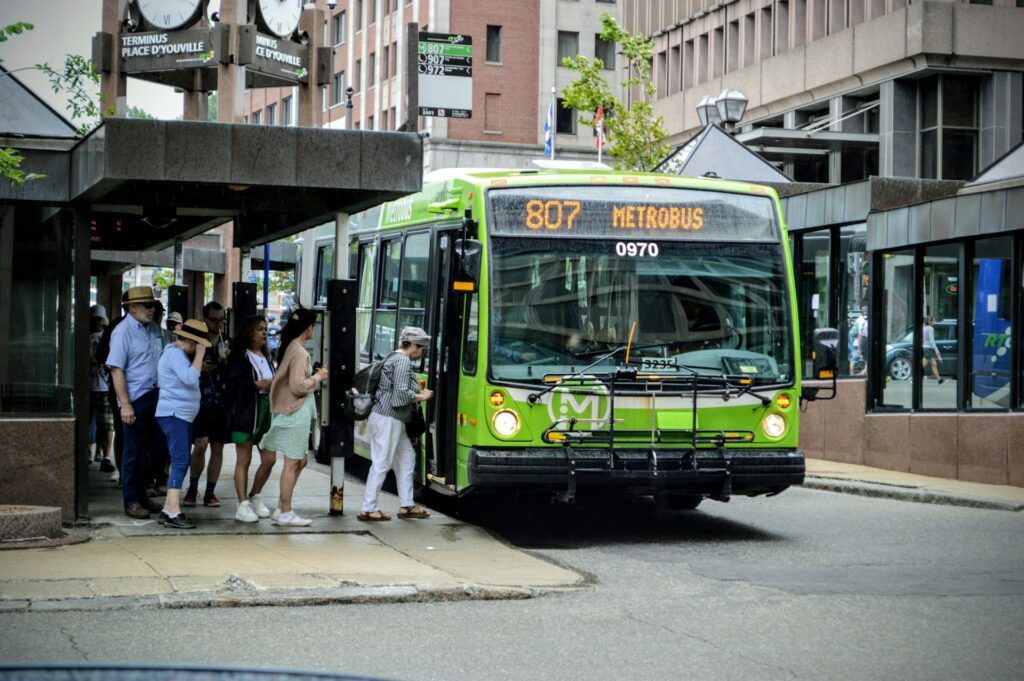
[96,291,130,482]
[105,286,165,519]
[922,316,946,385]
[228,315,277,523]
[88,305,114,470]
[359,326,433,522]
[155,319,211,529]
[185,301,230,508]
[259,309,328,527]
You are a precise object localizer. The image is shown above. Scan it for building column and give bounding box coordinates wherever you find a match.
[879,79,916,178]
[979,72,1023,171]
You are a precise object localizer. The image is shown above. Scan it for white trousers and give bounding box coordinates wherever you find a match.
[362,411,416,512]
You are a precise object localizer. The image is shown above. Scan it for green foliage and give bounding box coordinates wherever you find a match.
[37,55,109,135]
[560,13,670,171]
[126,105,156,120]
[151,269,175,292]
[207,93,218,121]
[1,147,46,187]
[0,22,34,43]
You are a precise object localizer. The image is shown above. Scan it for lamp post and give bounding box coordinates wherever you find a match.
[696,95,722,128]
[714,89,748,133]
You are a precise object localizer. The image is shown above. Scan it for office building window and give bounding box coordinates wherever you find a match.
[252,110,261,125]
[382,45,389,79]
[391,41,398,77]
[555,97,575,134]
[369,0,376,24]
[281,96,292,125]
[595,35,615,70]
[557,31,579,65]
[369,115,374,130]
[369,53,376,86]
[332,11,346,45]
[266,102,276,125]
[356,0,363,31]
[919,75,979,181]
[486,25,502,63]
[355,59,361,92]
[332,71,345,105]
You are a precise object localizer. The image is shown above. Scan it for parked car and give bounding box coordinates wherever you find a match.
[885,319,958,380]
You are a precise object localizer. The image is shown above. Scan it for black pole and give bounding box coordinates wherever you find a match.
[406,21,418,132]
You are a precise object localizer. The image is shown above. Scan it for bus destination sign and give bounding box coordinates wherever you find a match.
[488,187,776,241]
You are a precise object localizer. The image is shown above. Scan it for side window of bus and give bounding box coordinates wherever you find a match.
[356,240,377,358]
[399,232,430,371]
[373,238,401,356]
[463,293,479,375]
[315,244,334,308]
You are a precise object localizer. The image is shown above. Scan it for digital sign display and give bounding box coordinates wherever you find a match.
[488,186,777,241]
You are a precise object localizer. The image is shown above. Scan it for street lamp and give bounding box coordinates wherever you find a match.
[696,95,722,128]
[715,89,748,132]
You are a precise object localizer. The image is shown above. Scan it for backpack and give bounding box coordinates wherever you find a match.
[349,357,386,420]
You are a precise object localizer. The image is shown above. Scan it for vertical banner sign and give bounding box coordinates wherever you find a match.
[418,32,472,119]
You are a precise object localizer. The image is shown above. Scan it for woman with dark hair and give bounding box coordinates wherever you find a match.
[259,309,328,526]
[228,316,277,523]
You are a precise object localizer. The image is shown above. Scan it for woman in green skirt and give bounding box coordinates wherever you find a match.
[228,316,276,523]
[260,309,328,527]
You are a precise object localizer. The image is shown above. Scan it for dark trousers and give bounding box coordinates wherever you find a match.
[120,389,165,508]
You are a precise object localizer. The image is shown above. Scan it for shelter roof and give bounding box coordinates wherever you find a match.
[0,65,79,139]
[654,124,792,184]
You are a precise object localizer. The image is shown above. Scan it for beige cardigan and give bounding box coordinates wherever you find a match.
[269,340,317,415]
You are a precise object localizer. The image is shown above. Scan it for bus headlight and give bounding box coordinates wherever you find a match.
[761,413,787,439]
[492,409,520,437]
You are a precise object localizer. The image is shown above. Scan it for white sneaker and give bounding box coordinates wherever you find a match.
[249,494,271,518]
[271,508,281,522]
[234,500,259,523]
[273,511,312,527]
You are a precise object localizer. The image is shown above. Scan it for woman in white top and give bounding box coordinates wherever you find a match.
[227,316,277,522]
[922,316,945,384]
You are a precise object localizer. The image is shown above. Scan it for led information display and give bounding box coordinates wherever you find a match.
[488,186,777,240]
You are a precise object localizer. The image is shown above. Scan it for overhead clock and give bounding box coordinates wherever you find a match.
[257,0,303,38]
[136,0,203,31]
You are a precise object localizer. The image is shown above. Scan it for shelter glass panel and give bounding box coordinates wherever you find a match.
[969,236,1013,410]
[839,224,869,377]
[356,241,378,357]
[798,230,830,379]
[880,250,914,408]
[380,238,401,306]
[919,243,959,409]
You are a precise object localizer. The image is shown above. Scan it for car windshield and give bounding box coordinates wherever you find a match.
[488,237,793,384]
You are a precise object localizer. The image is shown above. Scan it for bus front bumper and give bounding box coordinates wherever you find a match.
[467,447,805,497]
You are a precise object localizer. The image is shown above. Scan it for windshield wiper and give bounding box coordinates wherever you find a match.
[527,344,626,404]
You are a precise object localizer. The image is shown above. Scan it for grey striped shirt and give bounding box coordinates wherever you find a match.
[372,351,419,423]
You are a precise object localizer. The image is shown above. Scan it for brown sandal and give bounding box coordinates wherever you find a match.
[357,510,391,522]
[398,506,430,520]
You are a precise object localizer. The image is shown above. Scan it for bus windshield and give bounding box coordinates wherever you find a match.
[487,237,793,385]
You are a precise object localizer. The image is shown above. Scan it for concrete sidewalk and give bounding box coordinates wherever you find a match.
[805,458,1024,511]
[0,447,585,613]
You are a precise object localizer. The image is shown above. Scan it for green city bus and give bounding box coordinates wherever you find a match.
[337,166,808,508]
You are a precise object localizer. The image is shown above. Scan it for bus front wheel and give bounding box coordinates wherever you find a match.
[657,492,703,511]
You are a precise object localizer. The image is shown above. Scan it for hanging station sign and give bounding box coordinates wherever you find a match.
[238,26,311,85]
[418,32,472,119]
[119,28,223,72]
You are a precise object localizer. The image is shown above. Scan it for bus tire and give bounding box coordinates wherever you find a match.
[667,493,703,511]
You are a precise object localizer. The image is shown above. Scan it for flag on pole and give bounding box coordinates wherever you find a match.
[544,88,556,159]
[595,105,606,163]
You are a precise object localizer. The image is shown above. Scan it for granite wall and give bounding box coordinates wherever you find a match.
[800,381,1024,487]
[0,418,76,521]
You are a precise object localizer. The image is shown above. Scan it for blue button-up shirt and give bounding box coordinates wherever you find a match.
[106,316,160,405]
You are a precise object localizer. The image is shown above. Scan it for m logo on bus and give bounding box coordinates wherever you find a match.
[546,385,610,429]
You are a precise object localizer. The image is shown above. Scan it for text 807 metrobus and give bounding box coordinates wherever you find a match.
[335,166,827,509]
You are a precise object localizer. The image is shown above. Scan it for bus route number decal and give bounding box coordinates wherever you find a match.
[525,199,581,230]
[615,241,659,257]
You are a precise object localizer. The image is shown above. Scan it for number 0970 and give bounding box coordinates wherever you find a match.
[615,241,659,257]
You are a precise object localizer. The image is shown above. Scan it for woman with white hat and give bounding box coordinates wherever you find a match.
[359,326,434,522]
[155,319,212,529]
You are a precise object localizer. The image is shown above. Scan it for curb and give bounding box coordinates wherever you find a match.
[804,476,1024,512]
[1,583,583,613]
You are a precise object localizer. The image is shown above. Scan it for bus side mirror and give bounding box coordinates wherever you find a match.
[804,327,839,402]
[452,239,482,293]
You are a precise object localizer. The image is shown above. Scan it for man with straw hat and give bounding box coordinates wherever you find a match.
[106,286,166,519]
[155,319,212,529]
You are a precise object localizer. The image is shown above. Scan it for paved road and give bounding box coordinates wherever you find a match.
[1,487,1022,681]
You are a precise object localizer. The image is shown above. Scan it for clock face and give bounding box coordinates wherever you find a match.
[258,0,303,38]
[137,0,203,31]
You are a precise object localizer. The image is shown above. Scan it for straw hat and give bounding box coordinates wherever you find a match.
[124,286,156,304]
[173,319,213,347]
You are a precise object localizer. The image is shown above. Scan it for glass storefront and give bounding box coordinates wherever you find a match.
[970,237,1013,409]
[880,249,914,408]
[919,243,959,410]
[0,207,76,415]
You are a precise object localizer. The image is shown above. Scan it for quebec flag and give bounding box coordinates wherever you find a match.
[544,95,554,158]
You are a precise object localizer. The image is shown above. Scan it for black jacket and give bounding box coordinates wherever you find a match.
[226,348,275,433]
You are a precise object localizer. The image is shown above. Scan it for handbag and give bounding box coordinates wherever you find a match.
[406,407,427,440]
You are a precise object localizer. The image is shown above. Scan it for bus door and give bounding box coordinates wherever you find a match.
[426,228,463,484]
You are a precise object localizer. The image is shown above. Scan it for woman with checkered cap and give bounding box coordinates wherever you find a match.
[359,326,434,522]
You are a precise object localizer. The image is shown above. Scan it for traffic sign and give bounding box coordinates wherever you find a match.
[418,32,472,119]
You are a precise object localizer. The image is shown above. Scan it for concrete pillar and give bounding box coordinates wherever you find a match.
[879,79,917,178]
[100,0,127,117]
[217,0,246,123]
[297,6,326,128]
[213,222,240,307]
[979,72,1023,171]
